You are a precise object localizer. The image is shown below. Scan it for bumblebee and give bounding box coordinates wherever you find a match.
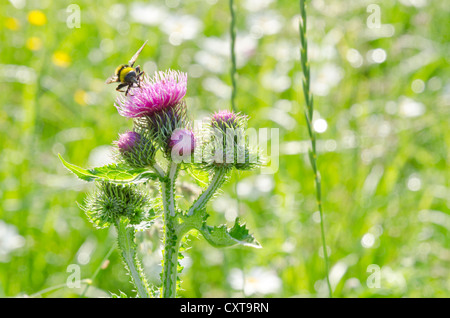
[106,40,148,96]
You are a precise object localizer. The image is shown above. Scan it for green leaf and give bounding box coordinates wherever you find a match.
[199,217,261,249]
[58,154,158,183]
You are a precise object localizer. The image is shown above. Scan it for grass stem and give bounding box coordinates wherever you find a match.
[229,0,237,112]
[298,0,332,298]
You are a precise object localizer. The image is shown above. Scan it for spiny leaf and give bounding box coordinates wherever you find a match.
[58,154,158,183]
[228,217,258,244]
[199,217,261,249]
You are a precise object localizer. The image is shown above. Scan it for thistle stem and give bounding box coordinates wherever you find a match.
[115,219,150,298]
[161,222,181,298]
[188,168,227,216]
[152,162,165,179]
[160,161,180,297]
[298,0,332,297]
[167,162,178,216]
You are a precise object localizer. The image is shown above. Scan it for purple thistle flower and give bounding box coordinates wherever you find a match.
[115,130,156,167]
[115,70,187,118]
[169,129,196,158]
[211,110,240,130]
[117,131,141,153]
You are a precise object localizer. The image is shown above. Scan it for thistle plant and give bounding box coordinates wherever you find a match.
[59,69,262,298]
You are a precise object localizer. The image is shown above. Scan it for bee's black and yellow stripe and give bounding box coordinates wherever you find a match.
[115,64,134,83]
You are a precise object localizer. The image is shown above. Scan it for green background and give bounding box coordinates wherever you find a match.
[0,0,449,297]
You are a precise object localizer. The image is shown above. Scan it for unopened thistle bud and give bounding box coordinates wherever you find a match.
[141,101,189,155]
[115,130,156,168]
[200,110,261,172]
[169,128,196,163]
[82,182,150,229]
[117,131,141,153]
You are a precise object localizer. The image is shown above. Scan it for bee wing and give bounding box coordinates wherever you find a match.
[128,40,148,67]
[105,75,119,84]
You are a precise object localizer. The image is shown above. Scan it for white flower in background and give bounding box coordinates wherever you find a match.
[196,34,257,72]
[407,174,422,191]
[202,76,231,99]
[236,175,276,200]
[267,40,299,62]
[261,70,291,92]
[399,0,428,8]
[398,96,425,117]
[311,63,344,96]
[195,37,228,73]
[361,233,376,248]
[88,145,115,167]
[228,267,282,296]
[247,11,283,37]
[0,64,37,84]
[0,221,25,262]
[329,261,348,290]
[381,266,407,292]
[234,34,258,66]
[161,14,203,46]
[129,3,168,26]
[313,118,328,133]
[243,0,274,12]
[201,37,229,56]
[367,48,387,64]
[194,50,226,74]
[108,4,127,21]
[346,48,364,68]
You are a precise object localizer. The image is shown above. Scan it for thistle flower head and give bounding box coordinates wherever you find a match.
[211,110,240,131]
[115,70,187,118]
[114,130,156,168]
[82,182,150,229]
[117,131,141,153]
[210,110,249,137]
[198,110,261,172]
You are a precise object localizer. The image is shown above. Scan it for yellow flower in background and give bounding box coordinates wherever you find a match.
[26,37,43,51]
[52,51,71,68]
[28,10,47,26]
[5,17,20,31]
[74,89,88,106]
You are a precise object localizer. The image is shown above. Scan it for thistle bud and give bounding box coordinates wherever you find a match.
[200,110,261,172]
[115,130,156,168]
[117,131,141,153]
[211,110,241,131]
[138,101,189,155]
[169,128,196,163]
[82,182,150,229]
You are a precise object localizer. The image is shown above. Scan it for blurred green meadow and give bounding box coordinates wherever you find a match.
[0,0,449,298]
